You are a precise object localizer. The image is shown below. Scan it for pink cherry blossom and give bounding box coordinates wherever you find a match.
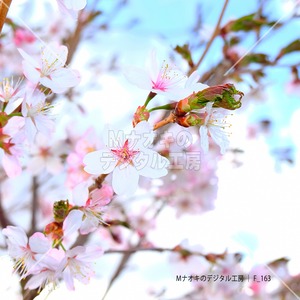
[124,50,187,99]
[24,249,63,291]
[0,117,25,177]
[2,226,52,278]
[199,102,231,155]
[13,28,36,47]
[83,121,170,195]
[63,182,113,235]
[59,245,103,290]
[18,43,80,93]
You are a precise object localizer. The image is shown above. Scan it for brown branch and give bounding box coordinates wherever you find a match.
[101,200,167,300]
[0,186,9,228]
[153,112,176,131]
[0,0,12,34]
[189,0,230,75]
[29,177,38,235]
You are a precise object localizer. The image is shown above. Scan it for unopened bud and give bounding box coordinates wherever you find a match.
[53,200,69,223]
[175,97,192,116]
[132,106,150,127]
[44,221,63,241]
[194,84,243,110]
[176,113,202,127]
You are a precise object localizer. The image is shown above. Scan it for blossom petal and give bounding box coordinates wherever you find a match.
[77,245,103,261]
[123,66,152,90]
[131,120,154,148]
[40,69,80,93]
[63,209,84,236]
[199,125,209,153]
[112,164,139,195]
[134,149,169,178]
[83,149,117,175]
[209,126,230,154]
[28,232,51,254]
[2,226,28,247]
[72,182,89,206]
[18,48,39,68]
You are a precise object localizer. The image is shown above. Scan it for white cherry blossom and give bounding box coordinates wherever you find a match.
[199,102,231,154]
[18,43,80,93]
[83,121,169,195]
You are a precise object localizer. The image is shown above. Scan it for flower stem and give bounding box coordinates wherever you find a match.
[148,103,176,112]
[143,91,157,107]
[153,112,176,130]
[0,0,13,34]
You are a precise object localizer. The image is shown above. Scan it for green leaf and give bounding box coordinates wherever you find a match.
[221,13,279,34]
[174,44,194,68]
[276,39,300,61]
[240,53,272,66]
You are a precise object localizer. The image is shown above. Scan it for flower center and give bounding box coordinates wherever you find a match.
[111,139,139,165]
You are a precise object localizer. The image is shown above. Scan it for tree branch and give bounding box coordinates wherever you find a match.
[189,0,230,75]
[0,0,12,34]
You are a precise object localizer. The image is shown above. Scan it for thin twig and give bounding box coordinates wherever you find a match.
[29,177,38,235]
[189,0,230,75]
[0,184,10,228]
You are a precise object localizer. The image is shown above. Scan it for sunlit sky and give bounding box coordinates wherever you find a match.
[1,0,300,299]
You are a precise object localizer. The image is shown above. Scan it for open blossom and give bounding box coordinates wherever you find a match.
[63,182,113,235]
[0,77,24,114]
[18,43,80,93]
[124,50,187,98]
[83,121,170,195]
[0,116,25,177]
[21,90,55,142]
[199,102,231,154]
[59,246,103,290]
[26,133,64,175]
[2,226,52,278]
[24,249,63,291]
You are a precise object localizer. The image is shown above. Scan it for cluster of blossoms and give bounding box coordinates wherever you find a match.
[2,182,112,290]
[0,2,246,295]
[0,42,80,177]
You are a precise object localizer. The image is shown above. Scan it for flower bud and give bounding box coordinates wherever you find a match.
[175,97,192,116]
[0,112,9,127]
[176,113,202,127]
[193,83,243,110]
[132,105,150,127]
[53,200,69,223]
[44,221,63,242]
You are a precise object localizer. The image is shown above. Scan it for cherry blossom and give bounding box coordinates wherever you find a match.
[199,102,231,154]
[21,90,55,142]
[124,50,187,99]
[13,28,36,47]
[26,133,64,175]
[83,121,170,195]
[0,117,25,177]
[2,226,52,278]
[0,77,24,114]
[63,182,113,235]
[58,246,103,290]
[24,249,63,291]
[18,43,80,93]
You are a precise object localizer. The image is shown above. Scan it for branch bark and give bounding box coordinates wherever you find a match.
[0,0,12,34]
